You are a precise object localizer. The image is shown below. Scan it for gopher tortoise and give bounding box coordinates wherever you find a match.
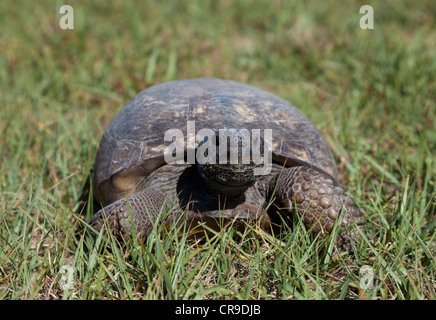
[87,78,363,251]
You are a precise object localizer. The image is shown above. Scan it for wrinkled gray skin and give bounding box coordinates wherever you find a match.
[87,78,364,251]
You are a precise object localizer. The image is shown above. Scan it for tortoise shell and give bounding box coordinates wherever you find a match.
[93,78,338,206]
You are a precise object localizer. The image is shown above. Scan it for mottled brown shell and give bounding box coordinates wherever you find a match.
[93,78,338,206]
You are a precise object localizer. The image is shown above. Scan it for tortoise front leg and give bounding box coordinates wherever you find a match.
[87,188,176,241]
[274,166,364,251]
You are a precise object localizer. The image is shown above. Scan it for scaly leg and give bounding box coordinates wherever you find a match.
[275,166,364,251]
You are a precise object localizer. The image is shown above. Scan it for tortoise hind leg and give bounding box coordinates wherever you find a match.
[87,188,176,241]
[274,166,364,251]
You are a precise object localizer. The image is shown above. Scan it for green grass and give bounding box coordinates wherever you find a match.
[0,0,435,300]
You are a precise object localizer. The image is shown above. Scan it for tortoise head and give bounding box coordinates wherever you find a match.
[196,129,266,198]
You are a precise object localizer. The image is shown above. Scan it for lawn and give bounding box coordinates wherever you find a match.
[0,0,434,300]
